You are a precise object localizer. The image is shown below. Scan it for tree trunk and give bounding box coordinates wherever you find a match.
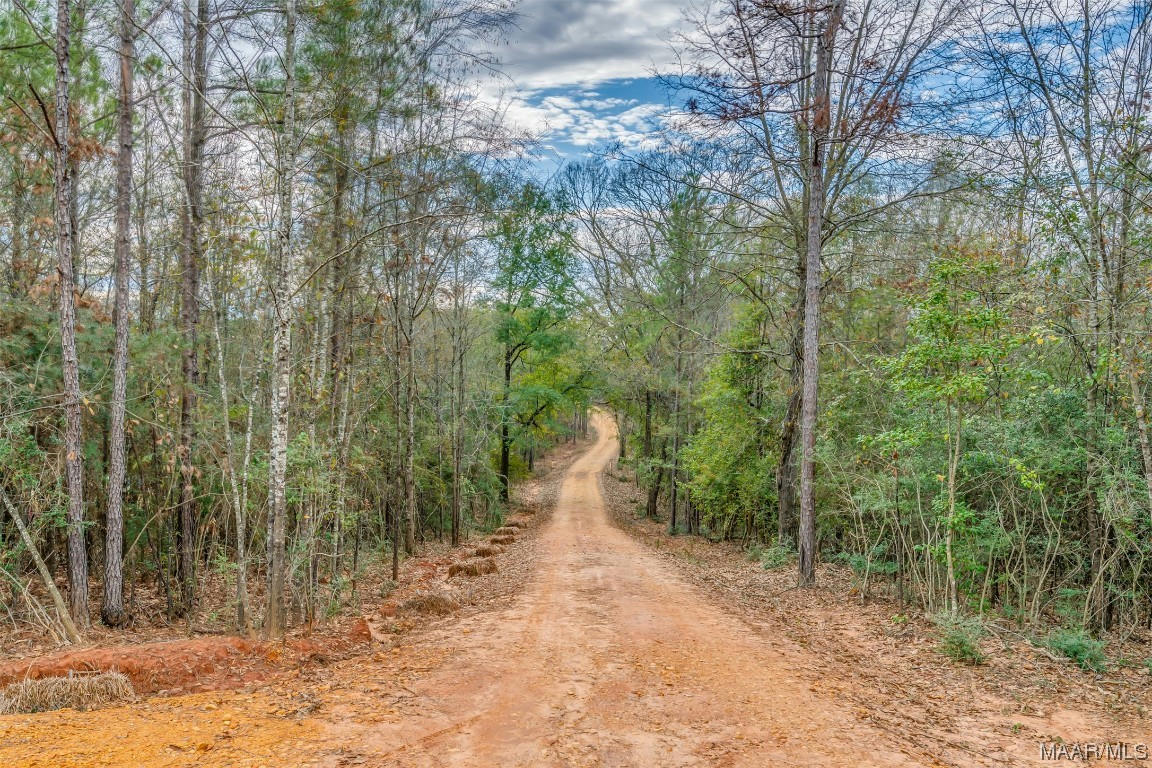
[642,388,652,459]
[1127,359,1152,516]
[54,0,89,628]
[404,318,417,553]
[451,378,463,547]
[617,412,627,460]
[102,0,134,628]
[176,0,208,617]
[209,282,249,631]
[2,489,82,643]
[797,0,843,587]
[449,253,467,548]
[777,261,804,547]
[945,404,961,613]
[390,317,404,580]
[327,124,352,596]
[499,349,512,502]
[647,442,667,519]
[669,321,684,535]
[265,0,297,637]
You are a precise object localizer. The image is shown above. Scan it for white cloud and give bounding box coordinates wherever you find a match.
[569,103,668,146]
[473,0,691,156]
[486,88,672,154]
[501,0,688,90]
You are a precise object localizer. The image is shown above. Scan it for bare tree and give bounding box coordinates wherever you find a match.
[54,0,89,628]
[102,0,136,627]
[680,0,962,583]
[176,0,209,616]
[797,0,844,585]
[266,0,298,638]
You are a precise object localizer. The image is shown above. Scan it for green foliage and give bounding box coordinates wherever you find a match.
[758,545,794,570]
[1045,629,1109,673]
[883,243,1022,407]
[933,612,987,665]
[489,180,591,463]
[4,0,1152,654]
[834,545,899,578]
[490,180,575,334]
[682,303,777,536]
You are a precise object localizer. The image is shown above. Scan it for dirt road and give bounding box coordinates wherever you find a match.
[326,412,918,767]
[0,414,992,766]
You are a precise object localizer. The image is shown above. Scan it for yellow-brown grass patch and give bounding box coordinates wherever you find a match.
[0,671,134,714]
[447,558,498,578]
[397,591,460,616]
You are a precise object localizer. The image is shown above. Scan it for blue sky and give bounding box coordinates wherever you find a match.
[479,0,690,169]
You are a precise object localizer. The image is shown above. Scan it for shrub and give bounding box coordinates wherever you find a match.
[1046,628,1108,672]
[933,612,986,665]
[759,545,794,570]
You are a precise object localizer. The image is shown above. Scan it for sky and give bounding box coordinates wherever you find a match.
[480,0,693,169]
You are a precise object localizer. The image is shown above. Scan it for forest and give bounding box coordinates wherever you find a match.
[1,0,1151,673]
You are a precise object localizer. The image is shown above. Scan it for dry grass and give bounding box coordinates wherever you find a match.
[493,526,519,536]
[470,544,504,558]
[397,591,460,617]
[489,535,515,546]
[0,671,134,714]
[502,520,526,529]
[447,558,498,578]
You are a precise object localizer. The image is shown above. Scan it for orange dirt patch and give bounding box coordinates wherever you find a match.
[0,637,262,696]
[0,625,370,699]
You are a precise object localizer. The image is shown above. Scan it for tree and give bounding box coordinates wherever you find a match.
[680,0,962,582]
[976,0,1152,630]
[54,0,88,629]
[564,152,731,537]
[101,0,135,628]
[490,182,576,502]
[796,0,844,585]
[265,0,299,638]
[175,0,209,617]
[883,243,1021,612]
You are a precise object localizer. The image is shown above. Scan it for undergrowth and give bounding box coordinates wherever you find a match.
[932,612,986,665]
[1044,628,1108,673]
